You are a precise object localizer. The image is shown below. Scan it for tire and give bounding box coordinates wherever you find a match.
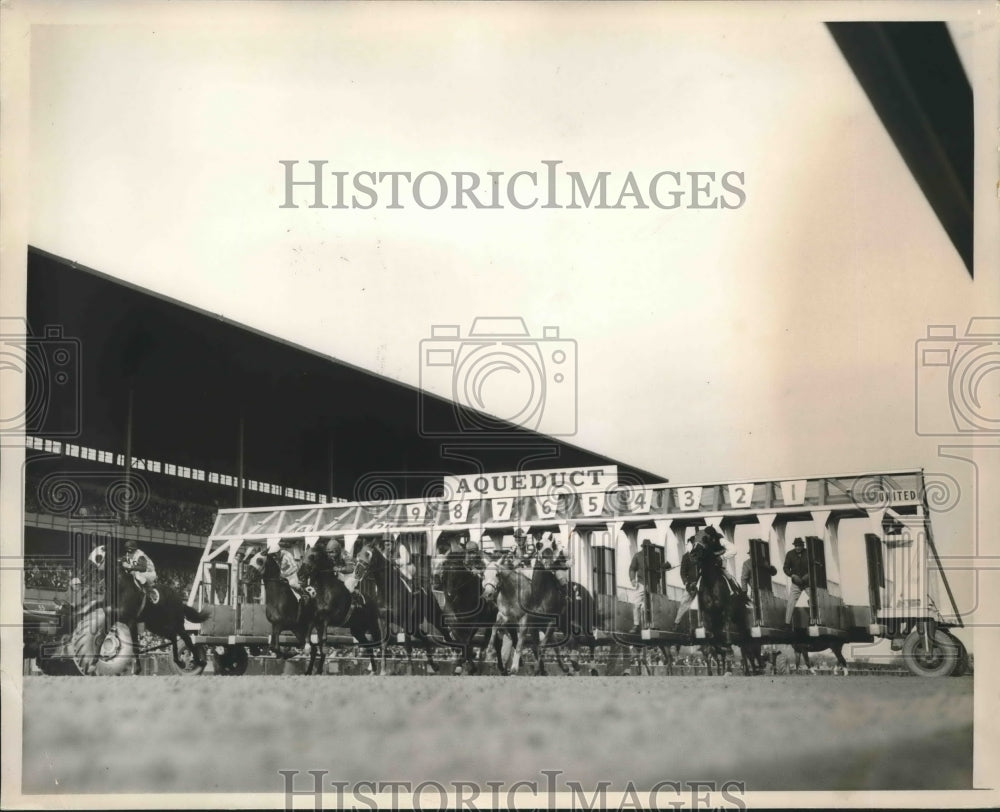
[94,623,137,676]
[68,609,106,675]
[213,645,249,676]
[940,631,969,677]
[168,643,207,676]
[35,649,80,676]
[901,628,960,677]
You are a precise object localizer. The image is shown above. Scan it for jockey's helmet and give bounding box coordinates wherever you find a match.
[278,538,294,548]
[124,538,138,551]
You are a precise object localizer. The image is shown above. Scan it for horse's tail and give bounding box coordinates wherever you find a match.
[183,603,211,624]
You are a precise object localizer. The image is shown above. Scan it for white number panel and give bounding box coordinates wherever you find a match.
[448,500,468,523]
[627,487,651,514]
[780,480,806,506]
[491,498,513,522]
[580,493,605,517]
[675,486,702,511]
[727,483,754,509]
[535,496,558,519]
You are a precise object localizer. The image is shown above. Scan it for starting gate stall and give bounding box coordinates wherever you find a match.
[187,465,966,676]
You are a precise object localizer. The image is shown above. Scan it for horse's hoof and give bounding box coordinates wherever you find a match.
[454,666,463,675]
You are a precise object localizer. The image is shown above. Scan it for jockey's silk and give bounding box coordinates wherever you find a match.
[278,549,302,591]
[125,549,157,588]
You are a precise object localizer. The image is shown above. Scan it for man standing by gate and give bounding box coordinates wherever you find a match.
[783,537,810,627]
[629,540,671,633]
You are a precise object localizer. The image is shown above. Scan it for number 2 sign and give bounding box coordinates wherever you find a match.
[726,483,754,509]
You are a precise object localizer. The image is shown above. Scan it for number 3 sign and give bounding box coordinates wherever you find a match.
[675,487,702,511]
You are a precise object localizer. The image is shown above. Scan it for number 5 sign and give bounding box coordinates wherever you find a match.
[579,493,605,517]
[675,486,702,511]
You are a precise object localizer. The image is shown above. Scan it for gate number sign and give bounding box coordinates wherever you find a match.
[726,483,754,509]
[780,480,806,505]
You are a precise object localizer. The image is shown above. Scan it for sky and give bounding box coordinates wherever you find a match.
[15,3,1000,639]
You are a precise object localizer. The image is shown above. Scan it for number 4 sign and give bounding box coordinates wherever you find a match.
[627,487,651,514]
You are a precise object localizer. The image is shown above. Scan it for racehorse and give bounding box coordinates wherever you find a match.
[352,541,451,674]
[792,640,850,675]
[246,549,314,660]
[481,553,597,675]
[90,544,209,673]
[690,540,763,675]
[297,545,384,675]
[438,548,497,675]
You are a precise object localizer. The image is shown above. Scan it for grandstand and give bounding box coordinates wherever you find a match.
[22,247,665,600]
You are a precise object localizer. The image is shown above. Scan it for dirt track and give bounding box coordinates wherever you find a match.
[23,675,971,794]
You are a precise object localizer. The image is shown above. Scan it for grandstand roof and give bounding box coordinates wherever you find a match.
[27,247,666,504]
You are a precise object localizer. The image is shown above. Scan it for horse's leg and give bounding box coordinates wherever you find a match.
[801,649,815,674]
[130,621,141,675]
[270,624,284,660]
[418,631,439,675]
[490,625,508,676]
[833,643,849,675]
[537,622,557,676]
[179,630,204,667]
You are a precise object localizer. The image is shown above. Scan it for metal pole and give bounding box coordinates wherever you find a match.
[328,435,335,503]
[237,415,244,509]
[123,388,133,525]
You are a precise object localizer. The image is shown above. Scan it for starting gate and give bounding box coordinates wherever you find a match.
[186,466,965,675]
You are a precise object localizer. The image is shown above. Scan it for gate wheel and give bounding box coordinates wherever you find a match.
[169,643,207,676]
[213,645,249,676]
[940,630,970,677]
[94,623,137,675]
[901,628,960,677]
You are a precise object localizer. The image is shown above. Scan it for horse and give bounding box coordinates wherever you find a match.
[438,548,497,675]
[352,541,451,674]
[89,544,209,673]
[481,553,594,675]
[297,545,384,675]
[792,640,850,675]
[690,540,763,675]
[246,548,314,660]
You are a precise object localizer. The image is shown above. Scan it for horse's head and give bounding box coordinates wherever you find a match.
[480,559,500,601]
[481,552,514,601]
[245,548,269,581]
[353,541,380,583]
[88,544,107,571]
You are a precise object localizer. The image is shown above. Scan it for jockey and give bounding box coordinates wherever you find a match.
[272,538,303,598]
[122,539,159,602]
[384,535,415,582]
[692,527,741,596]
[465,536,487,574]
